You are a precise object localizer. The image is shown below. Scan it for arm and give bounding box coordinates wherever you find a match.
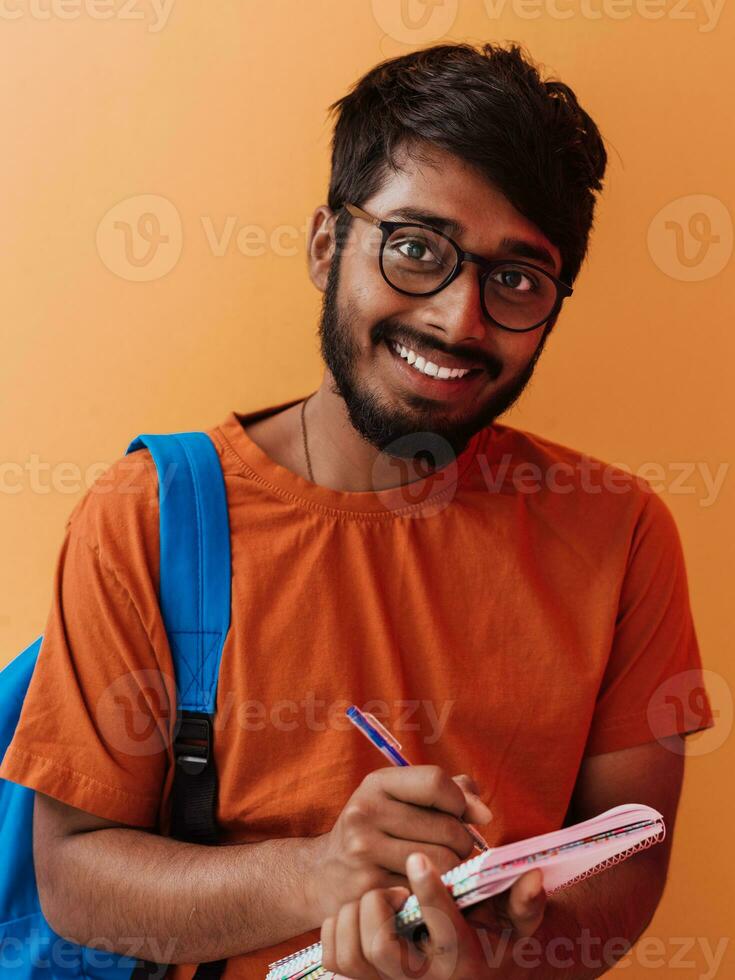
[34,792,321,964]
[36,767,491,965]
[19,467,323,964]
[468,733,685,978]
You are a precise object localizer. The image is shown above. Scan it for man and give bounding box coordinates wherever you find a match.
[0,41,714,980]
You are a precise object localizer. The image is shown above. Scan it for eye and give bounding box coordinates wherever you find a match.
[491,267,538,292]
[393,237,442,265]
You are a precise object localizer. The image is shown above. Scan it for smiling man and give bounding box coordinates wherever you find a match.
[1,41,715,980]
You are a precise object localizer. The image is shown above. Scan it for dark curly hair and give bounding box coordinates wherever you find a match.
[326,42,607,286]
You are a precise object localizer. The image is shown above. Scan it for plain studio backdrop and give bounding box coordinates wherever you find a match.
[1,2,732,976]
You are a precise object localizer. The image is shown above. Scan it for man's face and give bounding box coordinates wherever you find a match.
[317,144,563,463]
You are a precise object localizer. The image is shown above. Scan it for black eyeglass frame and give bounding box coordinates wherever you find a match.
[341,202,573,333]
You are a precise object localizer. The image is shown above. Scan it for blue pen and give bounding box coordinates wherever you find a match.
[346,705,490,852]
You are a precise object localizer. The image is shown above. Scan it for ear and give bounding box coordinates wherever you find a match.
[307,205,339,292]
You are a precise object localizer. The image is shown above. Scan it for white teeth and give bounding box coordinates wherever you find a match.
[391,340,472,379]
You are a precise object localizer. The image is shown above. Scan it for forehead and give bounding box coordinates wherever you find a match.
[364,142,562,275]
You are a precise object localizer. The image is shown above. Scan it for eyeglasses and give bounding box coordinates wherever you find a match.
[340,202,573,333]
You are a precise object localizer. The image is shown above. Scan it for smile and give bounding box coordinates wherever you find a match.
[389,340,481,380]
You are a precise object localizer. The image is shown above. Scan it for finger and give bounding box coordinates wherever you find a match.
[386,885,412,906]
[452,774,493,825]
[405,852,468,964]
[331,899,380,979]
[377,797,477,859]
[320,915,337,973]
[507,869,546,938]
[376,765,469,819]
[358,886,411,977]
[368,833,473,877]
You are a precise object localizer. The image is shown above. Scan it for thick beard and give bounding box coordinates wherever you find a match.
[318,247,549,468]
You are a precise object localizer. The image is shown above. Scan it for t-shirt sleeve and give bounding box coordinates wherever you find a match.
[0,452,175,827]
[583,487,716,756]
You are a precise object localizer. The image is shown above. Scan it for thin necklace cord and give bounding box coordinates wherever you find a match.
[300,394,315,483]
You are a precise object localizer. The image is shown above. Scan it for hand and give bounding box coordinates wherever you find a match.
[305,768,492,922]
[320,852,547,980]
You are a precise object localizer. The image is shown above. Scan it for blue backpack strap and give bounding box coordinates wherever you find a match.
[124,431,230,980]
[125,432,231,715]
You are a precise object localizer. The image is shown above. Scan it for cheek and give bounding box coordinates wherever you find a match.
[349,291,414,352]
[497,334,543,371]
[346,246,416,326]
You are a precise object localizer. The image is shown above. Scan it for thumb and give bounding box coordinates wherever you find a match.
[453,773,480,795]
[507,869,546,938]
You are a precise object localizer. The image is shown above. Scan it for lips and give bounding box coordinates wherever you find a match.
[383,337,488,402]
[384,336,485,376]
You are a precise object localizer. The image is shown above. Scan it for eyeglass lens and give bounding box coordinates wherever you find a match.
[381,225,558,330]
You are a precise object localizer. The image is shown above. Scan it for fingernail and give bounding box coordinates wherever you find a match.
[528,873,544,901]
[388,886,411,898]
[407,852,429,876]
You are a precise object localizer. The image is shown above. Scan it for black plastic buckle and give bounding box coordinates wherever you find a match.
[174,716,211,776]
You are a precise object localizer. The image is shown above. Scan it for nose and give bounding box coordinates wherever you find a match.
[421,261,489,346]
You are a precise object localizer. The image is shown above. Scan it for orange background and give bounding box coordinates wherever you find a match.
[1,1,732,975]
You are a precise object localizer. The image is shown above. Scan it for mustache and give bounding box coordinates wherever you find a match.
[371,321,503,380]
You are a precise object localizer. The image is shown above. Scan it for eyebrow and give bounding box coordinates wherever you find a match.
[385,206,558,274]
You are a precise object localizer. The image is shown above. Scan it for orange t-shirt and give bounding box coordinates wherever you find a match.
[0,398,715,978]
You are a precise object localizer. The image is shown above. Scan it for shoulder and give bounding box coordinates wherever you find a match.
[469,421,675,550]
[475,422,647,496]
[63,442,161,590]
[480,422,633,484]
[64,422,236,578]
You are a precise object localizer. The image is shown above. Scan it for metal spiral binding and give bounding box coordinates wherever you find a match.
[545,826,666,895]
[266,940,322,978]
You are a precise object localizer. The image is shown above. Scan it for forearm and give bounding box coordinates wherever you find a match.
[42,828,323,964]
[472,852,664,979]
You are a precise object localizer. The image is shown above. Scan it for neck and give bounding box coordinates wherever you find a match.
[304,372,443,493]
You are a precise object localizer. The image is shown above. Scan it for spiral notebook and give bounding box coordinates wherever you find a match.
[265,803,665,980]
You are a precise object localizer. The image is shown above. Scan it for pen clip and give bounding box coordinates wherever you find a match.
[362,711,403,751]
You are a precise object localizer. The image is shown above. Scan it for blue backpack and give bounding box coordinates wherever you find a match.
[0,432,233,979]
